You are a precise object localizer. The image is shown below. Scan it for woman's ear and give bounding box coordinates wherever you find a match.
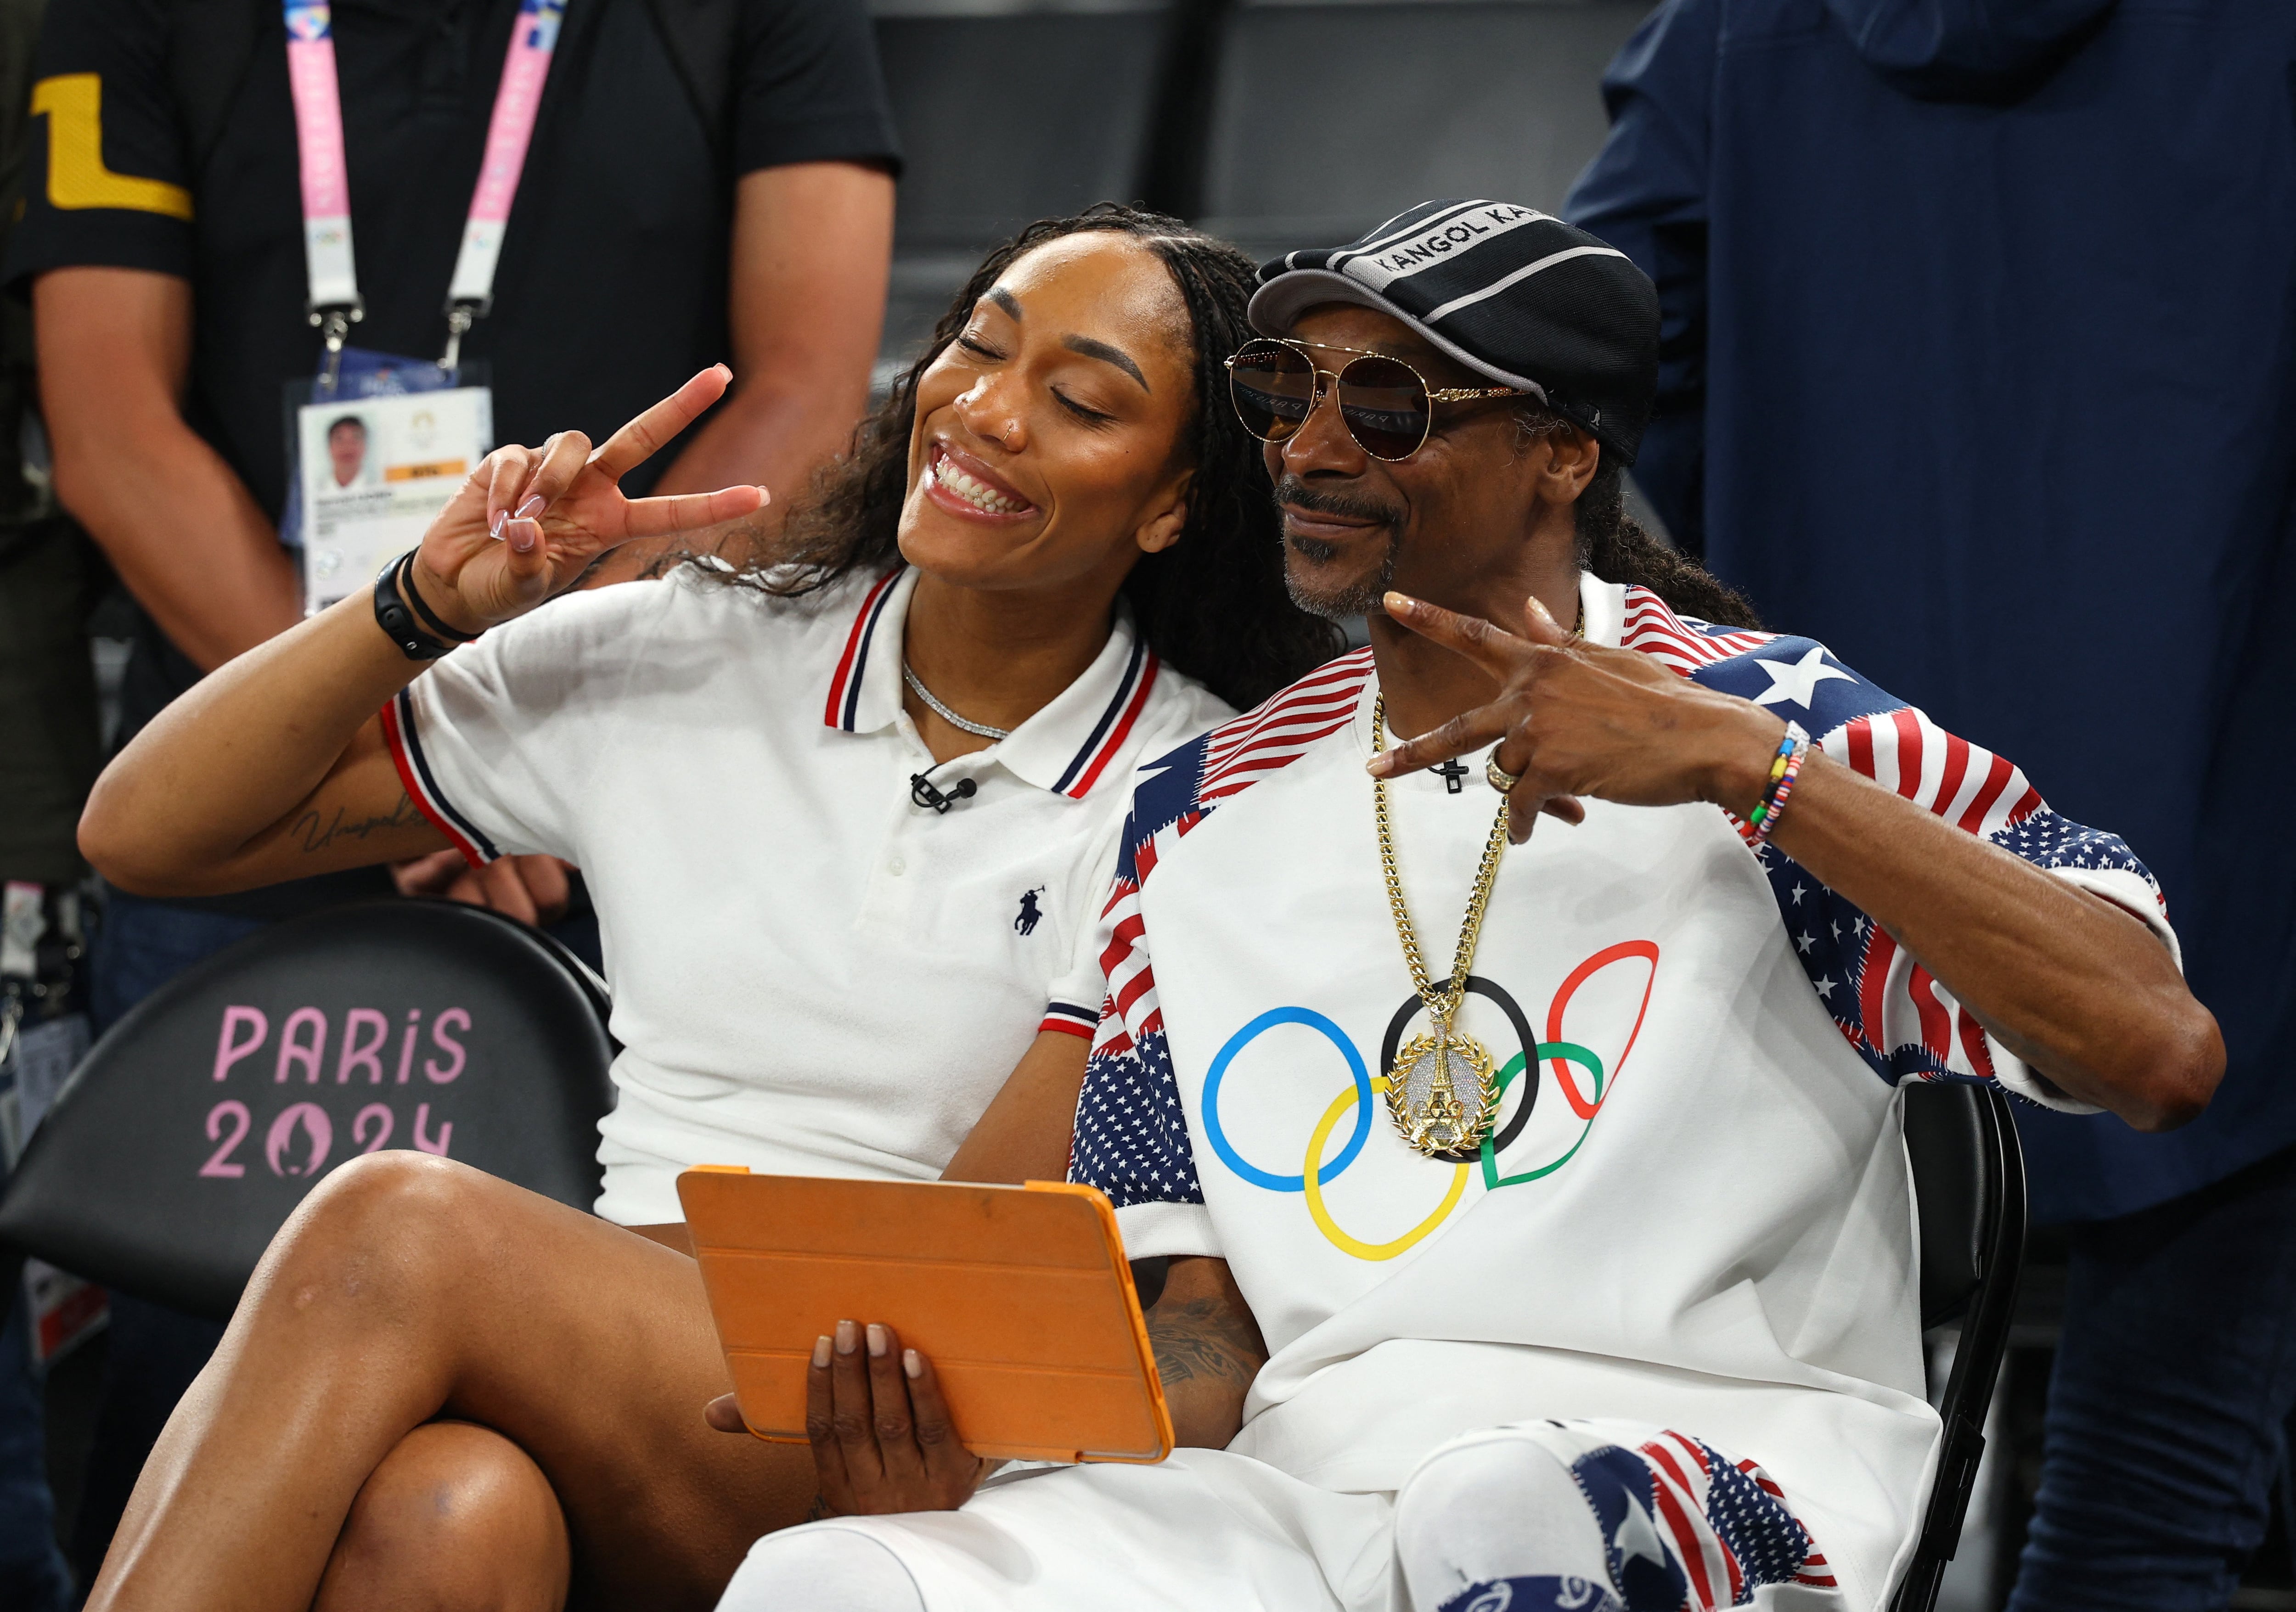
[1134,468,1194,556]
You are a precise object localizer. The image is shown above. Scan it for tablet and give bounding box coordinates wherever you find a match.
[676,1168,1174,1465]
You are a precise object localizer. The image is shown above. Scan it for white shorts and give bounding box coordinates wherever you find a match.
[719,1419,1855,1612]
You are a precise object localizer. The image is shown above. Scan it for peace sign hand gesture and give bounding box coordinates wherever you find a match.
[1367,589,1787,843]
[409,365,770,633]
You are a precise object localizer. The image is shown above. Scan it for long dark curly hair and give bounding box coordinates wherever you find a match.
[1577,459,1761,629]
[693,204,1343,710]
[1514,410,1761,628]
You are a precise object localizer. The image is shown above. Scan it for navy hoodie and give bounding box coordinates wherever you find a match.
[1570,0,2296,1223]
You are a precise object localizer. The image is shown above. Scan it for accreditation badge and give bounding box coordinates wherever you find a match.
[282,349,493,613]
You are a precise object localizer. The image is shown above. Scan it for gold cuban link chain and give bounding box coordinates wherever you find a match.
[1367,596,1579,1156]
[1371,694,1514,1157]
[1372,694,1513,1035]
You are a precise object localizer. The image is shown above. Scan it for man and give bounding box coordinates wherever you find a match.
[1564,3,2296,1601]
[323,415,366,489]
[3,0,898,1574]
[8,0,898,960]
[713,204,2220,1612]
[0,0,103,1600]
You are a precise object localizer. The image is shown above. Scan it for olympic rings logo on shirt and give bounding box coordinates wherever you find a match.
[1301,1075,1470,1259]
[1199,942,1660,1261]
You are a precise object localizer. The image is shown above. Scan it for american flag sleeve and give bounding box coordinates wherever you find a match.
[1672,627,2176,1112]
[1065,805,1221,1261]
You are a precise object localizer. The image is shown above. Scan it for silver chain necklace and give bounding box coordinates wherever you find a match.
[902,662,1010,741]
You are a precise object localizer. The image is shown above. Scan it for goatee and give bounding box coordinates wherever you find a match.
[1273,476,1403,621]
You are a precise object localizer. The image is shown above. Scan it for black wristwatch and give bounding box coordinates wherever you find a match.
[373,550,482,661]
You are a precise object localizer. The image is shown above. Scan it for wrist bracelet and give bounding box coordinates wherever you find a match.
[396,550,482,645]
[1740,722,1811,848]
[372,551,478,662]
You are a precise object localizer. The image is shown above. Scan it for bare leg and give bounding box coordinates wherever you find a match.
[314,1422,569,1612]
[86,1153,818,1612]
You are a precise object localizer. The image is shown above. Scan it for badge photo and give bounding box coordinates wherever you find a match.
[294,382,492,613]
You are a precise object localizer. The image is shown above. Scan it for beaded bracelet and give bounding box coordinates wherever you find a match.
[1740,722,1812,848]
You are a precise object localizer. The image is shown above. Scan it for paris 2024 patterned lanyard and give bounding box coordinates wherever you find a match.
[278,0,566,612]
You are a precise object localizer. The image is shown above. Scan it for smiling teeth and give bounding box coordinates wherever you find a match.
[931,454,1028,514]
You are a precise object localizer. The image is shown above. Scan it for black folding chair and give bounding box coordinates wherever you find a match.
[1893,1080,2029,1612]
[0,899,614,1320]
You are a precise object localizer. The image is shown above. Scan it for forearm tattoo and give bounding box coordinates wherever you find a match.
[1147,1296,1266,1393]
[293,791,423,854]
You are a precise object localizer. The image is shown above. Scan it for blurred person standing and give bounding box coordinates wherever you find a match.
[0,0,106,1602]
[1569,2,2296,1606]
[3,0,898,1580]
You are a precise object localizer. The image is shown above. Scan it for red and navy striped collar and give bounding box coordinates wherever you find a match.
[820,566,1163,800]
[821,565,909,735]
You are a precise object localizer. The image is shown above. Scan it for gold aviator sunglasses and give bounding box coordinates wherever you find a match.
[1225,336,1540,461]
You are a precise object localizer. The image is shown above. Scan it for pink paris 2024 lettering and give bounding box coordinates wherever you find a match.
[200,1005,468,1179]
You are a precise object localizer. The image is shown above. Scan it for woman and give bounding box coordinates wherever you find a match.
[75,206,1341,1612]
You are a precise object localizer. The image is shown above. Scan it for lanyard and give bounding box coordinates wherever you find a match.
[283,0,567,382]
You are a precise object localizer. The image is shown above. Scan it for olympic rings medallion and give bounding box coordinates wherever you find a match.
[1380,975,1538,1164]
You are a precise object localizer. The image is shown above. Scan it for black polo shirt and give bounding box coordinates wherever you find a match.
[6,0,898,914]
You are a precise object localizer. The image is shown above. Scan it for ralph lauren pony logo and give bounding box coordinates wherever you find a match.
[1014,888,1045,937]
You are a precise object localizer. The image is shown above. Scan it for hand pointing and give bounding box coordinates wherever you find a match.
[1367,589,1784,843]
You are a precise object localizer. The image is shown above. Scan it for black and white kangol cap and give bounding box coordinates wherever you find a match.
[1249,200,1661,465]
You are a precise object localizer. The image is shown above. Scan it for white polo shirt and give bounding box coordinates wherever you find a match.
[382,564,1231,1224]
[1068,575,2176,1609]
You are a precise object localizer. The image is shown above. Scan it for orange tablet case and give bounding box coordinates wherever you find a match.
[676,1169,1174,1465]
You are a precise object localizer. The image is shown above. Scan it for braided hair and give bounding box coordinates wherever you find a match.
[694,204,1343,711]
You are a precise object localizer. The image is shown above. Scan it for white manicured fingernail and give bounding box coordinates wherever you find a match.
[866,1323,889,1358]
[489,511,506,540]
[515,495,545,519]
[903,1349,923,1379]
[508,521,538,554]
[812,1336,832,1368]
[835,1319,858,1354]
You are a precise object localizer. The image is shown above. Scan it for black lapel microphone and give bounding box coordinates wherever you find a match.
[910,773,978,814]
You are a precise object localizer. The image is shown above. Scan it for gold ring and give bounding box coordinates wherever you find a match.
[1486,757,1522,794]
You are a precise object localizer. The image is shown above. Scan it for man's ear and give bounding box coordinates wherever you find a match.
[1134,467,1194,556]
[1543,428,1600,504]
